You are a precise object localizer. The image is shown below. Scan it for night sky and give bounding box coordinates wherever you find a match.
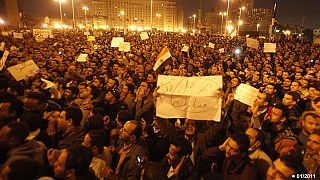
[18,0,320,28]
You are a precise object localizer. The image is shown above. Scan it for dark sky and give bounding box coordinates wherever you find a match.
[18,0,320,28]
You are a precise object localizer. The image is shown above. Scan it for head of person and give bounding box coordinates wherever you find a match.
[267,154,306,180]
[282,91,300,109]
[0,98,23,122]
[306,131,320,156]
[183,119,198,137]
[312,97,320,116]
[87,114,104,131]
[119,120,142,144]
[139,81,152,96]
[225,132,250,158]
[0,157,37,180]
[0,121,30,151]
[255,92,271,108]
[231,77,241,88]
[106,78,119,90]
[122,84,135,96]
[245,128,265,152]
[116,110,132,128]
[265,83,277,95]
[82,130,107,155]
[270,104,289,125]
[301,112,320,137]
[146,73,156,83]
[105,89,120,104]
[63,86,79,100]
[54,145,93,179]
[236,111,252,132]
[166,137,192,166]
[140,162,166,180]
[57,107,83,132]
[290,81,301,92]
[23,91,47,113]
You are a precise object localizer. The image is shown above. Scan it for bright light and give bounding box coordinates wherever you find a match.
[227,25,234,32]
[42,23,48,28]
[219,12,222,15]
[223,12,227,16]
[129,25,136,30]
[134,17,138,20]
[235,48,241,55]
[284,30,291,35]
[54,23,62,29]
[120,11,125,15]
[241,6,246,10]
[137,27,143,31]
[257,24,260,27]
[54,0,66,3]
[82,6,88,11]
[192,29,196,33]
[78,24,85,29]
[181,29,187,33]
[156,13,161,17]
[0,18,6,24]
[193,14,196,18]
[175,28,179,32]
[238,20,243,25]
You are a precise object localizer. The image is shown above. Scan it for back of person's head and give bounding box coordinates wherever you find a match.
[172,137,192,157]
[7,82,25,96]
[2,98,24,118]
[87,130,107,153]
[65,145,93,178]
[26,91,47,104]
[19,111,44,131]
[142,162,166,180]
[273,103,289,118]
[87,114,104,130]
[280,153,307,175]
[127,120,142,141]
[117,110,132,125]
[91,107,106,117]
[5,157,37,180]
[65,107,83,127]
[5,121,30,146]
[286,91,300,102]
[230,132,250,154]
[125,83,135,94]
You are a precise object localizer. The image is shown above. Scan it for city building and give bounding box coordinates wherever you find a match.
[246,8,272,34]
[77,0,184,31]
[0,0,20,27]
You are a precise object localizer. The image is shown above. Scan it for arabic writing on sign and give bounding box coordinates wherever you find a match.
[7,60,39,81]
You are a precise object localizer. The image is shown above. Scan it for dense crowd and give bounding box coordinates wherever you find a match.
[0,29,320,180]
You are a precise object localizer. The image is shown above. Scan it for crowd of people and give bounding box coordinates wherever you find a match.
[0,29,319,180]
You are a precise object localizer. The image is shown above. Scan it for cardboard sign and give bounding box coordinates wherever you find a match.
[111,37,125,47]
[119,42,130,52]
[140,32,149,40]
[77,54,88,62]
[7,60,39,81]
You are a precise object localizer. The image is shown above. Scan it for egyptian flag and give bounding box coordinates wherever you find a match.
[153,46,172,73]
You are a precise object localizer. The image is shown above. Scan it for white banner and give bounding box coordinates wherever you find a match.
[33,29,52,38]
[140,32,149,40]
[234,83,259,106]
[119,42,130,52]
[246,38,259,49]
[111,37,124,47]
[13,32,23,39]
[156,75,222,121]
[7,60,39,81]
[264,43,276,53]
[77,54,88,62]
[209,42,215,49]
[1,31,9,36]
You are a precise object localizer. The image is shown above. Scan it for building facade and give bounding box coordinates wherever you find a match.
[246,8,272,33]
[77,0,183,31]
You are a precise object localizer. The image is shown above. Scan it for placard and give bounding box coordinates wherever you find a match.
[7,60,39,81]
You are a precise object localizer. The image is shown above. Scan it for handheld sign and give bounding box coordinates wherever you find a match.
[111,37,125,47]
[7,60,39,81]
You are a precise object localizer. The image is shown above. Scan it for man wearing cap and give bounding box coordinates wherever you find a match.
[102,89,128,129]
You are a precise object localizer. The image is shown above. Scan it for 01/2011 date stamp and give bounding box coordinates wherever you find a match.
[292,174,316,179]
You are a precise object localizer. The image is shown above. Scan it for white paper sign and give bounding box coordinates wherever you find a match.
[119,42,130,52]
[77,54,88,62]
[181,46,189,52]
[1,32,9,36]
[156,75,222,121]
[7,60,39,81]
[234,83,259,106]
[33,29,52,37]
[84,31,90,36]
[264,43,276,53]
[13,32,23,39]
[41,78,56,89]
[246,38,259,49]
[140,32,149,40]
[111,37,125,47]
[0,42,4,51]
[0,50,9,71]
[219,48,225,53]
[209,43,215,49]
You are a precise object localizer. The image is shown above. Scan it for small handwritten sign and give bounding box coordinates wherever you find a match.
[119,42,130,52]
[234,83,259,106]
[111,37,124,47]
[7,60,39,81]
[156,75,222,121]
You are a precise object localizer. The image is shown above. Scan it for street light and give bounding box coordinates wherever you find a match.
[238,6,245,34]
[155,13,162,30]
[219,12,227,34]
[193,14,196,30]
[71,0,75,28]
[82,6,89,28]
[54,0,66,24]
[0,18,5,25]
[257,23,260,31]
[225,0,231,34]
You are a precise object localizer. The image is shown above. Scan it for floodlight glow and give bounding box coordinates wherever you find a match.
[42,23,48,28]
[235,48,241,55]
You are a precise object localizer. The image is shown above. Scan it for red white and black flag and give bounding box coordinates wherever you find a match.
[153,46,172,73]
